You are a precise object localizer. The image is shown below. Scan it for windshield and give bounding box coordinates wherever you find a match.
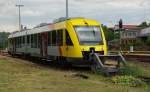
[74,26,103,45]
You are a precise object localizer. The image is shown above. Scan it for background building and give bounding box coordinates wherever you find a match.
[114,25,141,45]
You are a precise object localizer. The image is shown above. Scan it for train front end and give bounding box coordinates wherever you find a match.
[64,18,107,66]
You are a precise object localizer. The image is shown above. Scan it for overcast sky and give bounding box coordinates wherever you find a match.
[0,0,150,32]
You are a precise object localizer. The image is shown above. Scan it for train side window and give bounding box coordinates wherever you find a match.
[52,31,56,46]
[18,37,20,48]
[15,37,18,48]
[34,34,38,48]
[18,37,19,48]
[38,34,41,48]
[19,37,22,48]
[17,37,19,48]
[57,29,63,46]
[31,34,34,48]
[19,37,21,47]
[15,38,17,47]
[65,30,73,46]
[31,34,37,48]
[27,35,30,44]
[20,36,22,47]
[36,34,39,48]
[15,38,17,48]
[22,36,25,45]
[48,32,52,46]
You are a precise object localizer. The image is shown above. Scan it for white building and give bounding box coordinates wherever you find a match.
[139,27,150,37]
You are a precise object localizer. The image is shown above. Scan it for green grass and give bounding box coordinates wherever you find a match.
[0,56,149,92]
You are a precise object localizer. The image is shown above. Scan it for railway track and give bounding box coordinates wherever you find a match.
[110,51,150,63]
[1,50,150,63]
[123,54,150,62]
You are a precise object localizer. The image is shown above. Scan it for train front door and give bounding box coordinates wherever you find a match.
[41,33,48,57]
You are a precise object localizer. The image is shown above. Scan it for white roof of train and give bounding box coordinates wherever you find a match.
[8,24,53,38]
[8,17,91,39]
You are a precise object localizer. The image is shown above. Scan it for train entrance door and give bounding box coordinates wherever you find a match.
[41,33,48,57]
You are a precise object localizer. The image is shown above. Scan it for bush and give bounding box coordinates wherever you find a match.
[146,36,150,45]
[118,66,144,77]
[111,76,145,87]
[134,40,144,46]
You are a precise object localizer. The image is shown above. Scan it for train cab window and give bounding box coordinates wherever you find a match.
[74,26,103,45]
[48,32,52,46]
[52,31,56,46]
[57,29,63,46]
[65,30,73,46]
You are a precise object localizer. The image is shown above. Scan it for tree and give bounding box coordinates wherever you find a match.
[101,24,115,41]
[106,28,115,41]
[138,21,149,28]
[146,36,150,45]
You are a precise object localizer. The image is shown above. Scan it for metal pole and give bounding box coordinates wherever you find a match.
[16,4,24,31]
[119,28,122,51]
[119,19,123,51]
[66,0,69,19]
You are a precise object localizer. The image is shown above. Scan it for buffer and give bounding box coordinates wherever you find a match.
[90,52,127,76]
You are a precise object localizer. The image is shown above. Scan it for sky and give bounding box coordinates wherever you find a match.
[0,0,150,32]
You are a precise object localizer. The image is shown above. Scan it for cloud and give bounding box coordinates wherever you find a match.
[0,0,150,32]
[22,10,44,17]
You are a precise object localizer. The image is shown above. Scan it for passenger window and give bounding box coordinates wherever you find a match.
[16,37,18,48]
[27,35,30,44]
[48,32,52,46]
[34,34,38,48]
[31,34,34,48]
[19,37,22,48]
[57,29,63,46]
[17,37,20,48]
[52,31,56,46]
[17,37,19,48]
[31,34,38,48]
[65,30,73,46]
[15,38,17,47]
[22,36,25,44]
[38,34,41,48]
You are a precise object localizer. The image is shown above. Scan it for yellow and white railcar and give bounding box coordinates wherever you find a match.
[8,18,107,65]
